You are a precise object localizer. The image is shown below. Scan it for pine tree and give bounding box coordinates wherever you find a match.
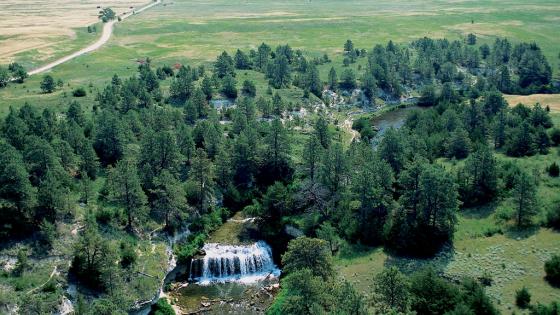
[328,67,338,91]
[151,170,188,231]
[108,158,148,233]
[305,63,322,97]
[512,170,538,227]
[189,148,214,214]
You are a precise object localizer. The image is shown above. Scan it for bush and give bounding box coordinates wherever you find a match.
[544,255,560,286]
[149,298,175,315]
[547,162,559,177]
[72,87,87,97]
[515,286,531,308]
[120,242,137,268]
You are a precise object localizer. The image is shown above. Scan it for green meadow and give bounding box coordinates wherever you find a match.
[2,0,560,113]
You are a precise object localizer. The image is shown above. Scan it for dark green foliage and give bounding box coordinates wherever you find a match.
[373,267,411,313]
[281,237,333,280]
[339,68,357,90]
[547,203,560,230]
[8,62,28,83]
[516,286,531,308]
[512,170,539,227]
[71,216,116,291]
[458,146,498,206]
[98,7,116,22]
[548,162,560,177]
[418,84,437,106]
[119,241,137,268]
[72,87,87,97]
[446,127,471,159]
[269,54,291,88]
[38,219,57,249]
[351,117,376,140]
[466,33,477,45]
[304,62,322,97]
[150,298,175,315]
[241,79,256,97]
[386,162,459,255]
[0,66,9,88]
[106,157,148,232]
[410,268,460,315]
[544,255,560,286]
[530,302,560,315]
[550,128,560,146]
[328,67,337,90]
[214,51,235,78]
[234,49,251,70]
[221,74,238,98]
[40,75,56,93]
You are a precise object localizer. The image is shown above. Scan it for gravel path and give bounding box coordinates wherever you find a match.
[27,0,160,76]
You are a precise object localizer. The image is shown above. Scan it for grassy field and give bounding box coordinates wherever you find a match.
[2,0,560,114]
[0,0,148,67]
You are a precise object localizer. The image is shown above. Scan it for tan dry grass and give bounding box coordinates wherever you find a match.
[0,0,148,63]
[505,94,560,112]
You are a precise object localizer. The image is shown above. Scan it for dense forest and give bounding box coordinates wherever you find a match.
[1,35,559,314]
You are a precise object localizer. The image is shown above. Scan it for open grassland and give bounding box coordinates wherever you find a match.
[2,0,560,114]
[0,0,148,67]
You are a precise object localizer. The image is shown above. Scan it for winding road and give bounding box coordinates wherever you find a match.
[27,0,161,76]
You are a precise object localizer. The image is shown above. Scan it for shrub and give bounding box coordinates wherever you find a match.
[515,286,531,308]
[547,162,559,177]
[544,255,560,286]
[120,242,137,268]
[72,87,87,97]
[150,298,175,315]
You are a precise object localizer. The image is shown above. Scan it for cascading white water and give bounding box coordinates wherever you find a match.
[189,241,280,284]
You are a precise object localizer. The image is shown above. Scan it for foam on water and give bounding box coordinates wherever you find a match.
[189,241,280,285]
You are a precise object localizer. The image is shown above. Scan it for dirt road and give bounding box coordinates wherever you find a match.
[27,0,160,76]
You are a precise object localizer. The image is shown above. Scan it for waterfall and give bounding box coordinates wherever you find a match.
[190,241,280,284]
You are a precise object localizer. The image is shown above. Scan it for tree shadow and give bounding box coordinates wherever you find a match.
[461,202,498,220]
[382,245,456,276]
[503,225,540,240]
[337,243,381,261]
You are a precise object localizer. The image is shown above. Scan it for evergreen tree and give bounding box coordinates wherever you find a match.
[512,170,538,227]
[150,170,188,231]
[107,158,148,232]
[328,67,338,91]
[305,63,322,97]
[374,267,411,313]
[214,51,235,78]
[221,74,238,98]
[270,54,291,88]
[282,237,334,280]
[201,76,214,100]
[189,148,214,214]
[40,75,56,93]
[234,49,251,70]
[458,145,498,206]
